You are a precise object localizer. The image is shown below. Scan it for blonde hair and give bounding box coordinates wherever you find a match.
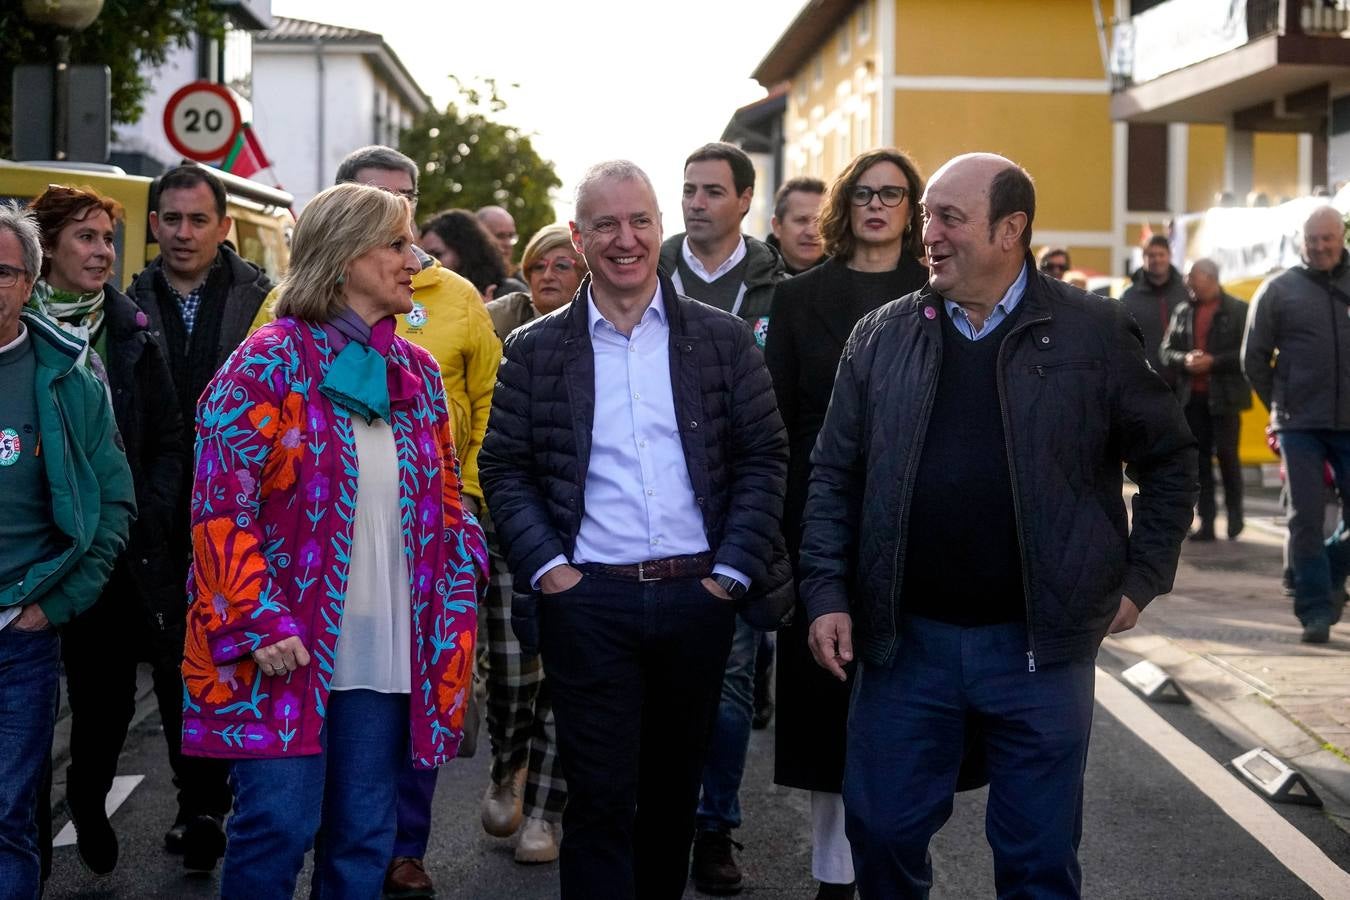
[520,224,586,277]
[274,183,411,321]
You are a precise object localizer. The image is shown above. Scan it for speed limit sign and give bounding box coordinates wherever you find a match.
[163,81,242,162]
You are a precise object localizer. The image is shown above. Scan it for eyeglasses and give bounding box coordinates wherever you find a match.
[395,189,419,203]
[1041,262,1068,275]
[850,185,909,208]
[0,263,28,288]
[494,231,519,246]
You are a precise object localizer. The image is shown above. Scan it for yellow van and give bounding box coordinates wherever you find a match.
[0,158,291,289]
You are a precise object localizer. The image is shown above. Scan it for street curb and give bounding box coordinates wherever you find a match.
[1100,628,1350,829]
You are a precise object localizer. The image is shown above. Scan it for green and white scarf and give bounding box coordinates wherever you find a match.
[28,280,110,383]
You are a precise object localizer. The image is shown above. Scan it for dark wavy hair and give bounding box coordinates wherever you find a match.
[419,208,506,296]
[818,148,925,262]
[28,184,125,279]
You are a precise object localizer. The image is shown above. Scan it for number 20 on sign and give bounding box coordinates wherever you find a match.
[163,81,242,162]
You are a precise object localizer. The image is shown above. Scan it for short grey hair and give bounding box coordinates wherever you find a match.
[0,202,43,279]
[1188,257,1220,280]
[335,145,419,188]
[573,160,658,226]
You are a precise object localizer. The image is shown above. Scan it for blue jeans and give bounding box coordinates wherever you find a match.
[696,615,757,832]
[1279,430,1350,628]
[220,689,408,900]
[538,573,735,900]
[392,764,437,858]
[843,617,1095,900]
[0,624,59,900]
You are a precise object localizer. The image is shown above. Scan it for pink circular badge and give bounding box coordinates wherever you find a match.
[924,306,936,319]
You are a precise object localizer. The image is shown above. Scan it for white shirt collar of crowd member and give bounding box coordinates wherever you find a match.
[586,282,667,336]
[680,234,746,283]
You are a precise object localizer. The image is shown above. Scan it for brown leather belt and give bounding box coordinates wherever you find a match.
[575,552,714,583]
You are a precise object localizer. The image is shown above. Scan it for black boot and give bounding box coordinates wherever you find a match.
[691,829,743,895]
[182,814,226,873]
[67,768,118,876]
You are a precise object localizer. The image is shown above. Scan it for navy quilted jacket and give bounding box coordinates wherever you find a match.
[480,273,788,593]
[799,264,1198,669]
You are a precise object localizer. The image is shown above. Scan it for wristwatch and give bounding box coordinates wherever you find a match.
[713,573,748,601]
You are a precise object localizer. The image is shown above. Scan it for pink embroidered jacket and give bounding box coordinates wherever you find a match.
[182,317,486,768]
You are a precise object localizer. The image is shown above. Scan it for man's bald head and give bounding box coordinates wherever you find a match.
[477,205,518,265]
[921,153,1036,304]
[1302,205,1346,273]
[928,153,1035,251]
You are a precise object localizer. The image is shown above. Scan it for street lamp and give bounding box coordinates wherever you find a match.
[20,0,105,161]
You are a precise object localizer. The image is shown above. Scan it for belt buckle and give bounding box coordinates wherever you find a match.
[637,560,659,582]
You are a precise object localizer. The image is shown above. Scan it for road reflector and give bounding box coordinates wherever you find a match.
[1229,748,1323,808]
[1120,660,1189,704]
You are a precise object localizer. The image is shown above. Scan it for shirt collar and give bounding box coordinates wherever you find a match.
[587,281,666,336]
[681,235,747,283]
[943,262,1028,325]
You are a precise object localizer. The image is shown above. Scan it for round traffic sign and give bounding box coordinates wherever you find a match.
[163,81,242,162]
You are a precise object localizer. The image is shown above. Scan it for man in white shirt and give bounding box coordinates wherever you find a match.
[480,160,788,900]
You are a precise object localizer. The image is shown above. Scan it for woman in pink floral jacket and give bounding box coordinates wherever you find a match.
[182,183,486,898]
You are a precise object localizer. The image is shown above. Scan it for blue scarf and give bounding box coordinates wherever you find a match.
[318,308,409,423]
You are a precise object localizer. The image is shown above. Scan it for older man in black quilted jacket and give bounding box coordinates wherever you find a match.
[479,160,787,900]
[801,154,1196,899]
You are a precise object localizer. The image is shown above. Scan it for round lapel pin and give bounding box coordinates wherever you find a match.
[923,306,936,320]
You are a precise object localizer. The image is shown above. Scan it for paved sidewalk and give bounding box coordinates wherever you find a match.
[1102,487,1350,830]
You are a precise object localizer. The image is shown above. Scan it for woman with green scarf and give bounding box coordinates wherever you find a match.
[27,185,189,878]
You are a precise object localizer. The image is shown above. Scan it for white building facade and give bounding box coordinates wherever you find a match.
[251,18,432,209]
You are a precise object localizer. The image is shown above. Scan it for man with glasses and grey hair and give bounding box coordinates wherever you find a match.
[0,203,134,895]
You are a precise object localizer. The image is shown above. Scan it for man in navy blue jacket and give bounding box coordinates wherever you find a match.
[479,160,787,900]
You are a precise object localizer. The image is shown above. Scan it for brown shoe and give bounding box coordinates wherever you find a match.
[384,856,436,898]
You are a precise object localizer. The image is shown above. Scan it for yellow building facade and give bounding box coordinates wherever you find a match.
[759,0,1310,276]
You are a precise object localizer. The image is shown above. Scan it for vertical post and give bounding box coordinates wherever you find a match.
[53,33,70,160]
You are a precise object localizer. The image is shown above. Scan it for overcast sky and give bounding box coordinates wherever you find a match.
[271,0,803,226]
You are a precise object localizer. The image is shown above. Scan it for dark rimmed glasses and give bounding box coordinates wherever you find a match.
[851,185,909,208]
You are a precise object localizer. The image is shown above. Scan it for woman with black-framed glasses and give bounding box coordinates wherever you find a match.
[762,148,929,900]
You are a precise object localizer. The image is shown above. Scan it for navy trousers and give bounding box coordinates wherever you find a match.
[538,573,735,900]
[844,617,1096,900]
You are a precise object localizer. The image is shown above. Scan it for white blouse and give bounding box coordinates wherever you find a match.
[330,415,412,694]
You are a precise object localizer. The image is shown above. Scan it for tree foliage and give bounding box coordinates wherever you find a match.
[401,78,562,256]
[0,0,225,159]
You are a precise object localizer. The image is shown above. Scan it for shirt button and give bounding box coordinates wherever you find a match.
[639,440,648,448]
[633,392,641,400]
[647,489,655,496]
[690,420,698,429]
[629,346,636,353]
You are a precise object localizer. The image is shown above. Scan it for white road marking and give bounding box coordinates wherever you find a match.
[53,775,145,848]
[1095,668,1350,899]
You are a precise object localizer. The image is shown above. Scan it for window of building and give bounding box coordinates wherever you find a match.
[859,2,872,41]
[839,22,851,61]
[797,78,808,104]
[813,55,823,86]
[1126,122,1170,211]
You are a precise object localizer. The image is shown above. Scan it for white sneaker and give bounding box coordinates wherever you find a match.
[481,767,526,837]
[514,816,560,864]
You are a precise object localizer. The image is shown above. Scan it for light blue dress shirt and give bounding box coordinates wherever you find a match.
[531,284,748,589]
[943,263,1028,340]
